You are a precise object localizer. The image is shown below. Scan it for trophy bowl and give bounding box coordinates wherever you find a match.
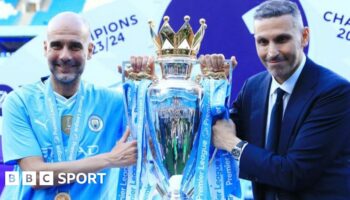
[146,57,202,199]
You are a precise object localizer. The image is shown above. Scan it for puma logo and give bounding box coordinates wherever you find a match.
[34,119,49,131]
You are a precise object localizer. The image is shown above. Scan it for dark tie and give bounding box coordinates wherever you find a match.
[265,88,286,200]
[266,88,286,152]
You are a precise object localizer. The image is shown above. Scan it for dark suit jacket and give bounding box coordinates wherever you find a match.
[231,58,350,200]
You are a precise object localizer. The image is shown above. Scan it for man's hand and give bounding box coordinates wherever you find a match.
[117,56,155,80]
[129,56,154,74]
[199,54,238,78]
[212,119,241,152]
[106,128,137,168]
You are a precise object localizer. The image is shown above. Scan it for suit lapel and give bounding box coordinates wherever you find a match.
[250,73,271,147]
[278,58,318,154]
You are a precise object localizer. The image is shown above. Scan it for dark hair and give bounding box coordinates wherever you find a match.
[254,0,303,28]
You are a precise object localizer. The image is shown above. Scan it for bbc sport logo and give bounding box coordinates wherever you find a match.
[5,171,106,186]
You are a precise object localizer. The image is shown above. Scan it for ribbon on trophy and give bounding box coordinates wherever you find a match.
[206,78,242,200]
[118,78,153,200]
[193,78,212,199]
[117,80,135,200]
[119,59,165,199]
[199,58,241,199]
[180,76,241,200]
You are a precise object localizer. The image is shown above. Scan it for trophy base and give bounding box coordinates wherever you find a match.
[169,175,181,199]
[166,175,188,200]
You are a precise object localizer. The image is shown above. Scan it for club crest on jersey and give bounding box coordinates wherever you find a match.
[88,115,103,132]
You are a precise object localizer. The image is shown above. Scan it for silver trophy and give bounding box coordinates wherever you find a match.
[147,56,202,199]
[122,16,233,199]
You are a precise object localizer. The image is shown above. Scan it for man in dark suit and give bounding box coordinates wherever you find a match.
[210,0,350,199]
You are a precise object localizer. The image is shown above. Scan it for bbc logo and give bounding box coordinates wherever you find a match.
[5,171,106,185]
[6,171,54,186]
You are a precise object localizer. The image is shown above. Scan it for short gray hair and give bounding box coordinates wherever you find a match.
[254,0,304,29]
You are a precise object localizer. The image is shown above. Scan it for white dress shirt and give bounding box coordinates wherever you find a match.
[265,54,306,145]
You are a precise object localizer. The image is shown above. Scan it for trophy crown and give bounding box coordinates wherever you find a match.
[149,16,207,58]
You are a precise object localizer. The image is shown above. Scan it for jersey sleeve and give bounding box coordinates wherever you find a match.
[1,91,42,165]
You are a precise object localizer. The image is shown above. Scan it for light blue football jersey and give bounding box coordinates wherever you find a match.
[1,77,126,200]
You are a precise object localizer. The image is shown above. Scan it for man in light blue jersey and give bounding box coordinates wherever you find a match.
[1,12,137,200]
